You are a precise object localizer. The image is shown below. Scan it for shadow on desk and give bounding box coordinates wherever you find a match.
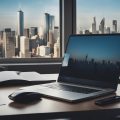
[9,101,41,109]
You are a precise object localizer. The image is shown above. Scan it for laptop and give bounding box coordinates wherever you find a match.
[23,34,120,102]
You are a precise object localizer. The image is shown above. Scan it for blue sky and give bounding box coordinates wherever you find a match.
[0,0,120,32]
[77,0,120,32]
[0,0,59,31]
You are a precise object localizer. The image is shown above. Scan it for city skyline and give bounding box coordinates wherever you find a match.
[0,8,60,59]
[77,0,120,32]
[0,0,59,31]
[0,0,120,32]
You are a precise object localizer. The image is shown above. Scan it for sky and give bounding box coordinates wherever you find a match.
[0,0,120,32]
[0,0,59,31]
[77,0,120,32]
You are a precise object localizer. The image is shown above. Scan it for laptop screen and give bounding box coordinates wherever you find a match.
[58,34,120,89]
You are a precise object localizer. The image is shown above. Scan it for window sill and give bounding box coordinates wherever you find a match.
[0,58,62,74]
[0,58,62,64]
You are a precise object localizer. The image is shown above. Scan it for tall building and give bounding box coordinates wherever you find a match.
[54,26,59,42]
[49,30,54,48]
[3,31,15,58]
[30,27,38,37]
[29,36,38,55]
[11,31,16,36]
[24,28,30,38]
[38,26,44,38]
[44,13,50,42]
[54,37,60,58]
[19,36,30,58]
[15,35,20,56]
[99,18,105,34]
[92,17,96,34]
[4,28,11,32]
[113,20,117,33]
[49,15,55,30]
[105,27,110,34]
[15,35,20,49]
[17,10,24,36]
[44,13,55,43]
[0,31,4,40]
[39,45,50,57]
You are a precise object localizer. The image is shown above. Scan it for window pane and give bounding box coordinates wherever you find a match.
[77,0,120,34]
[0,0,60,58]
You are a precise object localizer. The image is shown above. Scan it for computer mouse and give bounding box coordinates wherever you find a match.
[8,90,42,103]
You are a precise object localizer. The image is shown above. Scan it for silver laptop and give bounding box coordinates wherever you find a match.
[25,34,120,102]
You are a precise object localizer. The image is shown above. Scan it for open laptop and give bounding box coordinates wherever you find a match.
[23,34,120,102]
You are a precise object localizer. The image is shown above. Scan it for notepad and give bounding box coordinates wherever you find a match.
[0,71,58,85]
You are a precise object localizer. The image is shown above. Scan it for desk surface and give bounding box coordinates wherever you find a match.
[1,84,120,119]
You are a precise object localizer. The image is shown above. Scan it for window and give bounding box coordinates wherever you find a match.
[0,0,60,59]
[77,0,120,34]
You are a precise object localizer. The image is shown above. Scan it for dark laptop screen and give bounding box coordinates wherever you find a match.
[58,34,120,89]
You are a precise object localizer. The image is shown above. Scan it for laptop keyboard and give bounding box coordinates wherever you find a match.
[44,84,100,94]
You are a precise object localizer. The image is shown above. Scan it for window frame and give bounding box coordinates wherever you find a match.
[60,0,76,57]
[0,0,76,66]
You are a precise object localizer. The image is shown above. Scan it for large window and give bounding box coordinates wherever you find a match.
[0,0,60,59]
[77,0,120,34]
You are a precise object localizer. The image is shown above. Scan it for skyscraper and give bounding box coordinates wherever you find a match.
[30,27,38,37]
[19,36,30,58]
[92,17,96,34]
[3,31,15,58]
[105,27,110,34]
[54,26,59,42]
[113,20,117,33]
[38,26,44,37]
[15,35,20,56]
[99,18,105,34]
[49,15,55,31]
[44,13,50,42]
[24,28,30,38]
[44,13,55,43]
[39,45,50,57]
[49,30,54,48]
[54,37,60,58]
[4,28,11,32]
[17,10,24,36]
[0,31,4,40]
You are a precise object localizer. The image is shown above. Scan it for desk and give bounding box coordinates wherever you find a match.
[1,85,120,120]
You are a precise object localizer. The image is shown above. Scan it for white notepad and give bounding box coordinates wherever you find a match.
[0,71,58,85]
